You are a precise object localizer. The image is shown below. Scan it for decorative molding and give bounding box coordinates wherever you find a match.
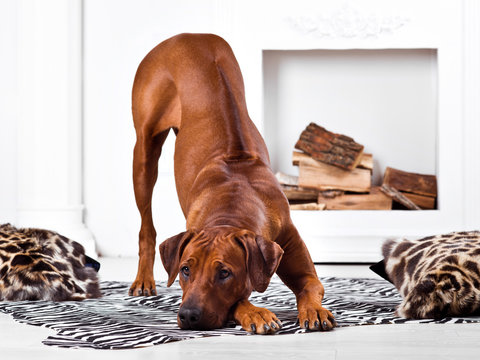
[286,3,409,39]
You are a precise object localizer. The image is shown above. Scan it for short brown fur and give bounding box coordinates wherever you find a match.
[130,33,335,333]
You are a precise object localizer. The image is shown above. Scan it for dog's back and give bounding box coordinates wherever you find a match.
[132,33,272,217]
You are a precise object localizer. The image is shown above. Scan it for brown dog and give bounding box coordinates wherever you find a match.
[129,33,336,334]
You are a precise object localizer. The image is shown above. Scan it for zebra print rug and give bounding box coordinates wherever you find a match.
[1,277,479,349]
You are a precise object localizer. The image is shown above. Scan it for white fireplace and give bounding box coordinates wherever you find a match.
[5,0,480,261]
[222,0,479,262]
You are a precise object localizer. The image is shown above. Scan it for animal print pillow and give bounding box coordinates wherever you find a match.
[0,224,101,301]
[381,231,480,319]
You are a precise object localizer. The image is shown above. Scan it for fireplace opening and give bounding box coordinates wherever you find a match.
[263,49,438,210]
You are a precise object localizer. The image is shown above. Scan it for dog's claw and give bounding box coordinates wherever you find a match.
[142,288,157,296]
[331,318,338,327]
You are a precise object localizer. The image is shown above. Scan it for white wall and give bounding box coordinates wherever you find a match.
[3,0,479,261]
[0,1,18,224]
[83,0,222,256]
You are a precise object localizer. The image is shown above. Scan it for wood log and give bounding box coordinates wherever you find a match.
[293,151,323,167]
[294,152,371,192]
[380,184,421,210]
[319,190,344,199]
[358,153,373,171]
[318,186,392,210]
[294,123,364,170]
[290,203,326,211]
[293,152,373,171]
[275,172,298,186]
[298,164,371,192]
[281,185,319,202]
[402,192,436,209]
[383,167,437,197]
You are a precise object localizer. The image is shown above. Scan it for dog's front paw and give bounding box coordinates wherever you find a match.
[233,299,282,334]
[296,282,337,331]
[297,301,337,331]
[129,274,157,296]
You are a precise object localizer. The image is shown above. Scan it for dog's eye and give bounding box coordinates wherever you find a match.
[181,266,190,277]
[219,269,230,280]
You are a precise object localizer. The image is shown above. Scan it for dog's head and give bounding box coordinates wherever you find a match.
[159,228,283,330]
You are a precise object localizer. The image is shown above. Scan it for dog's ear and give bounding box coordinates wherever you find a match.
[235,231,284,292]
[159,231,194,287]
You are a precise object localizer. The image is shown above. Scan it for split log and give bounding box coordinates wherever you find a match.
[281,185,319,202]
[298,163,371,192]
[358,153,373,171]
[401,192,436,210]
[319,190,344,199]
[293,151,324,167]
[293,151,372,171]
[290,203,326,211]
[275,172,299,186]
[318,187,392,210]
[383,167,437,198]
[380,184,421,210]
[293,152,371,193]
[294,123,364,170]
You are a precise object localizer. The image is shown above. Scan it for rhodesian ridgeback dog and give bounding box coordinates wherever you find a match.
[129,33,336,334]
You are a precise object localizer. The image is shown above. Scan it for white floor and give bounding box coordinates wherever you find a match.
[1,259,479,360]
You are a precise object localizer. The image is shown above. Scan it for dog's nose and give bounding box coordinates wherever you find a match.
[178,307,202,329]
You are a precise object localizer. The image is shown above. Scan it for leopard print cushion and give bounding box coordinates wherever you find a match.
[383,231,480,319]
[0,224,101,301]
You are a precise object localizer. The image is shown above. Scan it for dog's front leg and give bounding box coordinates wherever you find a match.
[233,299,282,334]
[294,278,337,331]
[276,226,337,331]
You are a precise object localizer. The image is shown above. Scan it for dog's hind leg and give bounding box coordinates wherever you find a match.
[130,130,169,296]
[129,62,181,296]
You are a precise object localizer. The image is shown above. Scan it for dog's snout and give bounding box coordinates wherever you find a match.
[178,307,202,329]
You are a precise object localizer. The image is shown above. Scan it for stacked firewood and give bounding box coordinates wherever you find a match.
[277,123,437,210]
